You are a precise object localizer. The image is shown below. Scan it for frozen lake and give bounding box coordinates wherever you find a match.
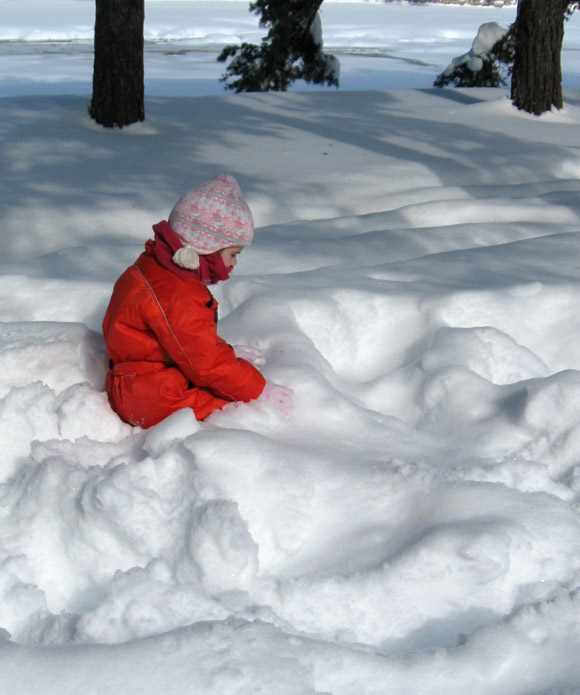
[4,1,576,96]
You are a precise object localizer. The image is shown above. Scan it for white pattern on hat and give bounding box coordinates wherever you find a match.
[168,174,254,259]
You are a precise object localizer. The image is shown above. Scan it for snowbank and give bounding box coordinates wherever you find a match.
[2,85,580,693]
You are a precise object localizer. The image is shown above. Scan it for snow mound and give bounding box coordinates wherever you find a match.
[2,87,580,693]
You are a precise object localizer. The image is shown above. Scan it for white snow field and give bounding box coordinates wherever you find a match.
[0,0,530,95]
[2,2,580,694]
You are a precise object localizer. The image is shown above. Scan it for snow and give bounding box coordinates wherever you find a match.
[0,1,524,95]
[3,2,580,694]
[443,21,508,75]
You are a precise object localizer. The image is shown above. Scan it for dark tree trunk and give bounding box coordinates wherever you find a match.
[90,0,145,128]
[511,0,564,115]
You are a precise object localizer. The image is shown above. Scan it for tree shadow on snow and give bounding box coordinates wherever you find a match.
[1,88,580,288]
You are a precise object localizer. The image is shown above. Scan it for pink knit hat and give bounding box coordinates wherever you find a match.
[168,174,253,270]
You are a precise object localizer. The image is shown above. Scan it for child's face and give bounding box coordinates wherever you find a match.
[219,246,243,268]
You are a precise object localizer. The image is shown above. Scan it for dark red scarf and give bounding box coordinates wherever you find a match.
[152,221,233,285]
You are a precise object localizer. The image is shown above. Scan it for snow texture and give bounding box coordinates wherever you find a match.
[443,21,508,76]
[2,2,580,695]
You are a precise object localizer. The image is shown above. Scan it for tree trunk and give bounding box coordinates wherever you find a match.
[90,0,145,128]
[511,0,564,115]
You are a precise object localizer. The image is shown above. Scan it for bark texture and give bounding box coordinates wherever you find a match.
[90,0,145,128]
[511,0,564,115]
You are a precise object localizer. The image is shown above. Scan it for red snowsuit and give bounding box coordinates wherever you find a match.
[102,241,266,428]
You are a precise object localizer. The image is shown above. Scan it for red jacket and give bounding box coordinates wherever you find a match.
[102,241,266,428]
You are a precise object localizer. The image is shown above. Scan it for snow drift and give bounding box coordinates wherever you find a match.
[2,84,580,694]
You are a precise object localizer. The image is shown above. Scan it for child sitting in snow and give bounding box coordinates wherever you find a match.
[102,174,293,428]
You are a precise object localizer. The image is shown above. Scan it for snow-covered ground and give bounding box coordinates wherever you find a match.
[0,0,538,96]
[3,2,580,694]
[6,1,580,94]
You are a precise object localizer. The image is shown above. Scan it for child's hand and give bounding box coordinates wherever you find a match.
[233,344,266,367]
[259,381,294,417]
